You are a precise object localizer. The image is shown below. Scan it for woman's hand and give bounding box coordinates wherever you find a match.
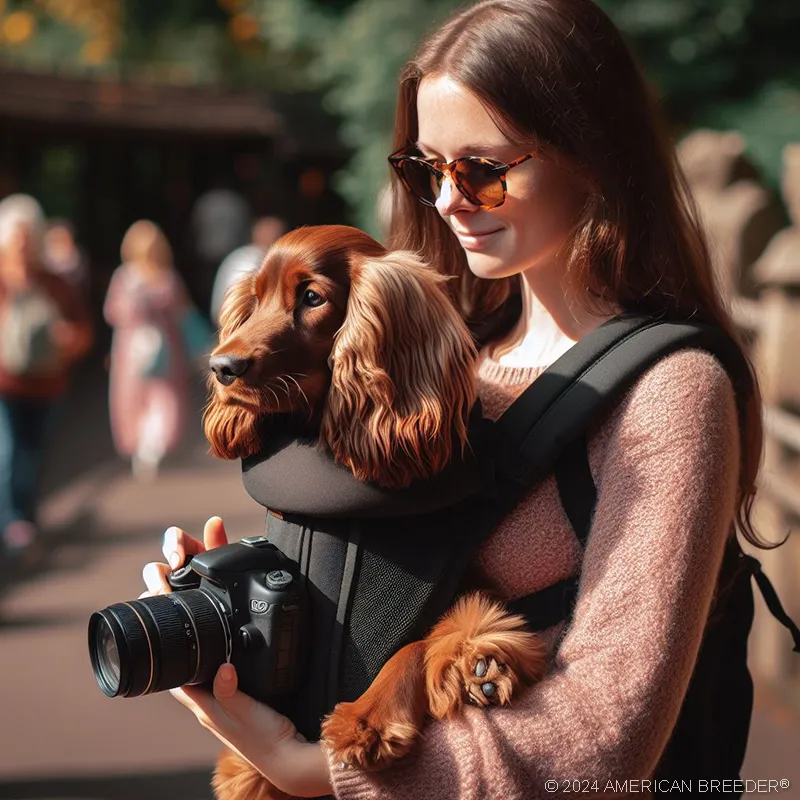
[140,516,229,598]
[171,663,332,798]
[140,517,333,798]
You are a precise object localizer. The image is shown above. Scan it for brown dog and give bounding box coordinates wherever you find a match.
[204,225,547,799]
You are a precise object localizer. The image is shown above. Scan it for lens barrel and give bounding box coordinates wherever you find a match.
[88,589,229,697]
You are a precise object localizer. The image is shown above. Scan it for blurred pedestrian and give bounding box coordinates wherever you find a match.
[42,218,91,304]
[190,187,252,311]
[0,194,93,566]
[209,215,286,325]
[104,220,207,482]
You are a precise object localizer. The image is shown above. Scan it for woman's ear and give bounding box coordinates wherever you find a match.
[320,251,478,488]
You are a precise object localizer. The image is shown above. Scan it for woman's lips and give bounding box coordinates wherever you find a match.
[453,228,502,250]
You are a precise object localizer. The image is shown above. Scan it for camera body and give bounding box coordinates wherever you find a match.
[170,535,309,701]
[88,535,309,703]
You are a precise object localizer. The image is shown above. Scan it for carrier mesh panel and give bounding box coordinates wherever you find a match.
[340,499,486,700]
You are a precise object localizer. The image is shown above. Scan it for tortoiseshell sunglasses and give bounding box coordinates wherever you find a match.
[388,147,537,209]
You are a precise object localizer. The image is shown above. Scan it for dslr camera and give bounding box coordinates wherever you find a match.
[88,536,308,702]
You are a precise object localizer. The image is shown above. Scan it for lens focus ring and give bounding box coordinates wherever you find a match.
[88,589,229,698]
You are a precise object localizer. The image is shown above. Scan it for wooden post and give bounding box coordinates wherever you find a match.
[745,144,800,688]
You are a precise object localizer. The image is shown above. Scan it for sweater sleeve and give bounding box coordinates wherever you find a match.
[328,350,741,800]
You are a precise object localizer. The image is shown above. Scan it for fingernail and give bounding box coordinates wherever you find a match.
[169,552,181,569]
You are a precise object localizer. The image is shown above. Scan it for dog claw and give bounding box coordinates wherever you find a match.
[475,659,487,677]
[481,681,496,697]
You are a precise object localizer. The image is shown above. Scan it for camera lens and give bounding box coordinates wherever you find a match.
[88,590,230,697]
[95,618,121,689]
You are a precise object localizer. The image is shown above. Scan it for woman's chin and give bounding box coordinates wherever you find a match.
[465,251,519,281]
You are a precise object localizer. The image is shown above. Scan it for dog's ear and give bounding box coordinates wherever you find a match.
[217,272,256,340]
[203,272,262,460]
[320,251,477,488]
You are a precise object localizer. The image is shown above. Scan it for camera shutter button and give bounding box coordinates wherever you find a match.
[265,570,293,590]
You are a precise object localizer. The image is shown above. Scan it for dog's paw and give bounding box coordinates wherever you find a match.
[424,592,549,719]
[322,701,419,771]
[462,651,513,707]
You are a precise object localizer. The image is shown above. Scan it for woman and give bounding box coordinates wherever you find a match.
[105,220,194,481]
[0,194,93,563]
[141,0,767,796]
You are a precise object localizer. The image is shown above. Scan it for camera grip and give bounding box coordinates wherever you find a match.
[167,555,201,590]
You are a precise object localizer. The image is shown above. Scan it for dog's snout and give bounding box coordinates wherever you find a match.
[209,354,252,386]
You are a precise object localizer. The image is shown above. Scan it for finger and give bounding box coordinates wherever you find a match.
[169,686,215,728]
[162,525,206,570]
[142,561,172,595]
[203,517,229,551]
[213,663,238,700]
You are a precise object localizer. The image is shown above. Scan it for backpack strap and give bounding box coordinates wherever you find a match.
[743,555,800,652]
[498,314,753,632]
[494,314,751,488]
[553,433,595,547]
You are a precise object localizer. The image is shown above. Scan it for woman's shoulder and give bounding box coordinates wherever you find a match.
[622,347,735,413]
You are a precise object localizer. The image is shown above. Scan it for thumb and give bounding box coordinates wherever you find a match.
[204,516,229,551]
[213,662,239,701]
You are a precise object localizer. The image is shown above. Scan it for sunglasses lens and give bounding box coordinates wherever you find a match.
[455,160,504,208]
[397,160,440,205]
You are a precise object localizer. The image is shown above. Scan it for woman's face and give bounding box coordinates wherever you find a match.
[416,75,588,281]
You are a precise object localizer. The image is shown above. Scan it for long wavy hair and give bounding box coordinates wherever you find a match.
[387,0,768,547]
[203,225,478,488]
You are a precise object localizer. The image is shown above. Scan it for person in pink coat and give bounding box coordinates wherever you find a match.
[104,220,194,481]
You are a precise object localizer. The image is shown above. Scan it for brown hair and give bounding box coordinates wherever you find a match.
[121,220,174,273]
[388,0,768,547]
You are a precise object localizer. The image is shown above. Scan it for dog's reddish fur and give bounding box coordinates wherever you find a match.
[206,226,547,799]
[204,224,478,487]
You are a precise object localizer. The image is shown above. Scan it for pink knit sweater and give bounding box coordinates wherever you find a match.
[328,345,740,800]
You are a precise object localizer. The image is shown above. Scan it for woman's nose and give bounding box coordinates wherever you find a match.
[435,173,474,217]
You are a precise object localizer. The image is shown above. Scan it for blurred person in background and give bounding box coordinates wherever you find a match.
[42,218,91,305]
[190,187,253,312]
[0,194,93,568]
[104,220,208,483]
[209,214,286,325]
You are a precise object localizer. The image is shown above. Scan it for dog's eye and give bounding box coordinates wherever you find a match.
[301,289,326,308]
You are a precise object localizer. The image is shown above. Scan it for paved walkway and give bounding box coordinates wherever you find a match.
[0,359,798,799]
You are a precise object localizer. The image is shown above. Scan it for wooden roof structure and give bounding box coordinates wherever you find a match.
[0,67,284,140]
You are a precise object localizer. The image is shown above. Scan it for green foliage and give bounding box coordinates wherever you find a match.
[258,0,464,234]
[597,0,800,185]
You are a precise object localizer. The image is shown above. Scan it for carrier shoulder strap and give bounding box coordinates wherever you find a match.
[493,313,751,488]
[502,315,800,651]
[499,314,753,630]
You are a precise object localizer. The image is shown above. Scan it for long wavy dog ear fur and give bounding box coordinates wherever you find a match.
[203,275,261,460]
[320,250,478,488]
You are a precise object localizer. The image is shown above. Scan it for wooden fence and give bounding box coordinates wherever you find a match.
[678,131,800,695]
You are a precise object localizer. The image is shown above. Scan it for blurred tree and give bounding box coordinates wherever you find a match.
[0,0,305,87]
[256,0,463,234]
[597,0,800,187]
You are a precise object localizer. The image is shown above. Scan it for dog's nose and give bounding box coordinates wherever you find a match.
[209,354,252,386]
